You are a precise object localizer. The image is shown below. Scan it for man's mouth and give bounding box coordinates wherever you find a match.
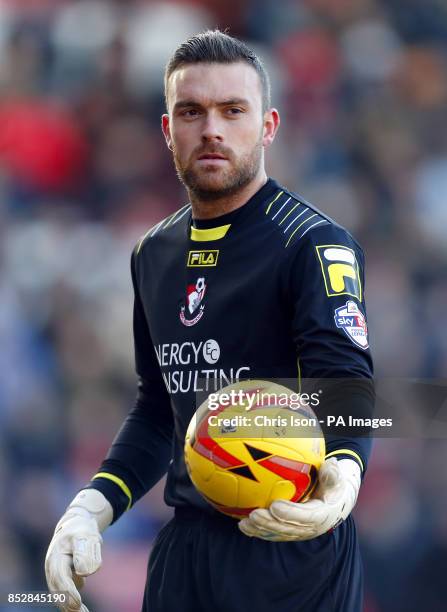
[197,153,228,160]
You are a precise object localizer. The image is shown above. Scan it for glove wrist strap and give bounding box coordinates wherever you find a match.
[67,489,113,532]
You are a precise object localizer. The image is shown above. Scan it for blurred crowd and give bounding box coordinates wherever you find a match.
[0,1,446,610]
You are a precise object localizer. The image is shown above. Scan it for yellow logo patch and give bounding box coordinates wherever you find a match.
[316,245,362,300]
[187,250,219,267]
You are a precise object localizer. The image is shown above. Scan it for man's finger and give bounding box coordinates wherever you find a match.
[318,458,343,490]
[73,536,102,576]
[248,508,315,538]
[47,554,83,611]
[238,518,274,538]
[238,519,295,541]
[46,553,76,596]
[270,498,330,526]
[72,572,85,591]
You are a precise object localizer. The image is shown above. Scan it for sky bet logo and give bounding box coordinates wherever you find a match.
[187,250,219,267]
[334,301,369,349]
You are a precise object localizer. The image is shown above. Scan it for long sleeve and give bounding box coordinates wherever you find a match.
[285,223,374,475]
[85,250,174,522]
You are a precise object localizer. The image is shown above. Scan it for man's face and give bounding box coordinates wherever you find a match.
[162,62,272,201]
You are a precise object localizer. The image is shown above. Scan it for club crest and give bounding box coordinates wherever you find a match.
[180,277,206,326]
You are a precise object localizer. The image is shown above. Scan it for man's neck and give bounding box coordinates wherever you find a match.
[189,171,268,220]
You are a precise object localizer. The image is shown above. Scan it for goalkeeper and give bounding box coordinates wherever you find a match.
[46,30,374,612]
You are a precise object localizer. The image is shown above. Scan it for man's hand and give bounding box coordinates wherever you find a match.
[45,489,113,611]
[238,457,361,542]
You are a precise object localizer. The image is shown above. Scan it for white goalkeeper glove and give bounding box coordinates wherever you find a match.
[238,457,361,542]
[45,489,113,612]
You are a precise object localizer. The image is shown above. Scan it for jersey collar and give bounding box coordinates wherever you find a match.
[189,178,280,242]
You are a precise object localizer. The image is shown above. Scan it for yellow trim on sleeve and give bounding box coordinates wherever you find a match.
[325,449,364,473]
[92,472,133,511]
[265,190,284,214]
[190,224,231,242]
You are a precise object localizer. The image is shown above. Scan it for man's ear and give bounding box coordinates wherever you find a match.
[262,108,280,148]
[161,114,173,151]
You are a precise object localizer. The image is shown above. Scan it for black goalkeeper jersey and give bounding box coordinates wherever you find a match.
[88,178,374,521]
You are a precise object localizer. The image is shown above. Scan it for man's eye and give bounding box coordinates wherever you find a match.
[227,108,243,114]
[183,109,200,117]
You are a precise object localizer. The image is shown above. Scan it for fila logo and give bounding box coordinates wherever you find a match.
[187,250,219,267]
[316,245,362,301]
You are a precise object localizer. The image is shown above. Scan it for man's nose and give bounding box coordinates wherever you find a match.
[201,112,223,142]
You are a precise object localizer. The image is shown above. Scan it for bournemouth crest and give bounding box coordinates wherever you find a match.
[334,300,369,349]
[180,277,206,327]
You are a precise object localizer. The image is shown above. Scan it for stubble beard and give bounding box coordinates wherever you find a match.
[173,138,263,202]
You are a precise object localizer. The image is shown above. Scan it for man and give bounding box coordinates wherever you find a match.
[46,30,373,612]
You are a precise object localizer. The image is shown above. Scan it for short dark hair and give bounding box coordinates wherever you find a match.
[164,29,271,112]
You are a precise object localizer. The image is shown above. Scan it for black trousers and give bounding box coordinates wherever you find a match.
[142,508,363,612]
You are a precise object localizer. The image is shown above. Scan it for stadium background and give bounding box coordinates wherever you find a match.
[0,0,446,610]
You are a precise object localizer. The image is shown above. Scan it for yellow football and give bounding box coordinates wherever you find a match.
[184,380,326,518]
